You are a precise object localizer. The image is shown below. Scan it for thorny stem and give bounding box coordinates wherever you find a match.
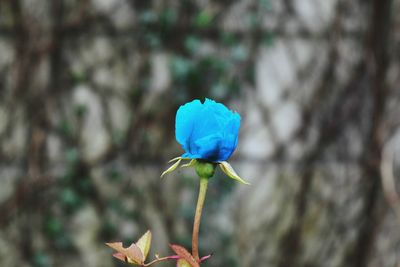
[192,177,209,261]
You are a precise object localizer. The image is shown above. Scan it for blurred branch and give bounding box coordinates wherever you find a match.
[274,2,346,265]
[380,143,400,225]
[346,0,393,266]
[0,175,54,226]
[0,22,364,40]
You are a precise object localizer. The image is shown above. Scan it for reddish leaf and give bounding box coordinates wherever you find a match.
[112,252,126,262]
[169,244,199,267]
[106,242,144,265]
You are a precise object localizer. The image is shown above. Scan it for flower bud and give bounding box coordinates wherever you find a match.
[175,98,240,162]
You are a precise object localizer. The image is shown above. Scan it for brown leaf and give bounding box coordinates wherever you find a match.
[170,244,199,267]
[106,242,144,265]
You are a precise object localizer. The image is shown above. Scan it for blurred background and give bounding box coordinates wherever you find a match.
[0,0,399,266]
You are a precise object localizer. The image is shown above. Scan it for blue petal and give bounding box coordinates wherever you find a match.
[175,98,241,162]
[218,113,241,161]
[182,152,202,159]
[204,98,230,114]
[225,112,241,142]
[175,100,203,153]
[204,98,233,125]
[193,133,223,161]
[190,99,230,140]
[191,110,222,142]
[218,133,237,161]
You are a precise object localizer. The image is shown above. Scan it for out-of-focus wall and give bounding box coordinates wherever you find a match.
[0,0,400,267]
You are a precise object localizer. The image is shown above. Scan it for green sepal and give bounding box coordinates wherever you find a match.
[168,156,183,163]
[219,161,250,185]
[181,159,197,168]
[161,157,187,178]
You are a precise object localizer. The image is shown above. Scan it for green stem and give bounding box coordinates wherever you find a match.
[192,177,209,261]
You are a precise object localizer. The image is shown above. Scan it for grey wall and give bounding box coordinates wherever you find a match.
[0,0,399,266]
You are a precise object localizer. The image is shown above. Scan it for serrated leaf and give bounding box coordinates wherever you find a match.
[219,161,250,185]
[161,158,182,178]
[177,259,193,267]
[170,244,199,267]
[135,230,152,260]
[106,242,144,265]
[181,159,197,168]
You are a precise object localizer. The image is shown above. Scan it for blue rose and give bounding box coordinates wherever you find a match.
[175,98,241,162]
[162,98,248,184]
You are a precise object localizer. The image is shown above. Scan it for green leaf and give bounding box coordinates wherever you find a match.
[60,188,81,210]
[262,32,275,46]
[45,217,62,236]
[135,230,152,261]
[171,56,193,80]
[33,251,51,267]
[65,148,79,163]
[74,104,87,118]
[161,158,182,177]
[184,36,201,54]
[160,8,177,26]
[139,10,158,24]
[219,161,250,185]
[194,10,213,28]
[231,44,248,61]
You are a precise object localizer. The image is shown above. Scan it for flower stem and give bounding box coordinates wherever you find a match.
[192,177,209,261]
[143,256,177,267]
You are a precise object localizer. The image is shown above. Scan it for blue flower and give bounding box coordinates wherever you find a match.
[161,98,248,184]
[175,98,240,162]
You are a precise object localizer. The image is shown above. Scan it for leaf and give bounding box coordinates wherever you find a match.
[219,161,250,185]
[105,242,144,265]
[181,159,197,168]
[135,230,152,260]
[161,158,182,178]
[177,259,193,267]
[194,10,213,28]
[112,252,127,262]
[170,244,199,267]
